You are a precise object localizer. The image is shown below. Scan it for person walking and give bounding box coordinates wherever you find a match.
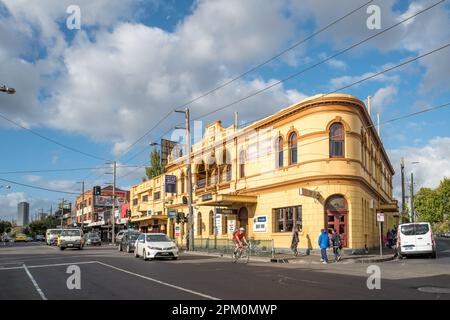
[318,229,329,264]
[331,229,342,262]
[291,226,299,256]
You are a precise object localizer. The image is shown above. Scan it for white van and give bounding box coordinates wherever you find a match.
[397,222,436,258]
[45,228,62,246]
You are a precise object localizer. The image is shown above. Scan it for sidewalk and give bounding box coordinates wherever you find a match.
[182,247,397,264]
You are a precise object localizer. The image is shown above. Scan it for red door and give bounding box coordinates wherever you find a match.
[325,195,348,247]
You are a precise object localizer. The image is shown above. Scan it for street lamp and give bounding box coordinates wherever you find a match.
[0,85,16,94]
[104,161,116,245]
[409,161,420,223]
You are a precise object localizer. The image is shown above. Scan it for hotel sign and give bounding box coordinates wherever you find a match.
[202,193,213,201]
[299,188,319,199]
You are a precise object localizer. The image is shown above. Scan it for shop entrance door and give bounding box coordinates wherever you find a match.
[238,207,248,231]
[324,195,348,247]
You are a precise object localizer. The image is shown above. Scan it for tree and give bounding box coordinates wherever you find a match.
[28,215,58,236]
[145,147,164,179]
[0,220,12,234]
[414,177,450,225]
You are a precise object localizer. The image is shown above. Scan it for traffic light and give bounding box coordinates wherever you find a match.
[93,186,101,195]
[176,213,181,224]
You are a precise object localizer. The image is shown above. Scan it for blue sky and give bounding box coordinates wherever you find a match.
[0,0,449,219]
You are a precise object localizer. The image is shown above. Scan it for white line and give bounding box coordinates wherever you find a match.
[23,264,48,300]
[0,261,98,270]
[95,261,220,300]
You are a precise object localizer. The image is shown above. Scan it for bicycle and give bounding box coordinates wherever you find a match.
[232,243,250,264]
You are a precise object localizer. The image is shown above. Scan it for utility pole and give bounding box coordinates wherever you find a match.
[80,181,85,231]
[176,108,194,251]
[400,158,405,224]
[410,172,415,223]
[112,161,116,245]
[60,198,65,229]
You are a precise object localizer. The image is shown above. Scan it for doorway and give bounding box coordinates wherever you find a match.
[238,207,248,231]
[324,195,348,247]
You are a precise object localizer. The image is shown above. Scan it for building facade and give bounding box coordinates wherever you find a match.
[75,185,129,239]
[130,94,399,249]
[17,202,30,227]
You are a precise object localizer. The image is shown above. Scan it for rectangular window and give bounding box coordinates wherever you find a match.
[153,191,161,200]
[273,206,302,232]
[142,195,148,202]
[132,198,138,206]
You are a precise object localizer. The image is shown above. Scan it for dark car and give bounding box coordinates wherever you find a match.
[118,230,141,253]
[84,232,102,246]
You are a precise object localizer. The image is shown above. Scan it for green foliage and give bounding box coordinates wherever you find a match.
[414,178,450,227]
[0,220,12,234]
[27,215,58,236]
[145,147,164,179]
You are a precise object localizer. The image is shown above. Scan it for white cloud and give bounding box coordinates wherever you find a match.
[0,192,54,220]
[23,175,42,183]
[388,136,450,200]
[326,59,347,70]
[371,85,397,113]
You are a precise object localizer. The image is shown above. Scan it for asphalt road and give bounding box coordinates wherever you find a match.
[1,239,449,300]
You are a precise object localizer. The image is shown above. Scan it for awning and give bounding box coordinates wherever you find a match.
[87,221,105,227]
[131,215,168,222]
[197,194,257,206]
[379,201,399,213]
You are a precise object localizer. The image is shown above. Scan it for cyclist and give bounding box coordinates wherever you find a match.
[233,227,248,257]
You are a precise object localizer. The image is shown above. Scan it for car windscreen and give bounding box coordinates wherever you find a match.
[61,230,81,237]
[48,230,61,235]
[128,233,140,241]
[146,234,170,242]
[88,233,99,238]
[401,224,429,236]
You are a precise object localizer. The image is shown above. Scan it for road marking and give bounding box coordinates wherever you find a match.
[23,264,48,300]
[0,261,98,270]
[95,261,220,300]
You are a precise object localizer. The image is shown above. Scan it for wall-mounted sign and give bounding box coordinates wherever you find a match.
[227,219,236,234]
[299,188,319,199]
[202,193,213,201]
[175,225,181,237]
[94,196,122,208]
[164,175,177,193]
[216,208,237,215]
[253,215,268,233]
[214,214,221,235]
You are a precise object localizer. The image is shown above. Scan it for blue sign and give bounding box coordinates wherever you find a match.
[257,216,267,222]
[164,175,177,193]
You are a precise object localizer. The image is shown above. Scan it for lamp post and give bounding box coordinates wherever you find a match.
[175,108,194,251]
[409,161,420,223]
[76,181,85,231]
[0,85,15,94]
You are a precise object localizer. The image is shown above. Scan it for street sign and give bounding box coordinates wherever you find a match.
[377,213,385,222]
[167,209,177,219]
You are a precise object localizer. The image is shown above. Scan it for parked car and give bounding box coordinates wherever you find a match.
[118,230,141,253]
[115,230,126,244]
[58,229,84,250]
[84,232,101,246]
[46,228,62,245]
[14,234,27,242]
[442,231,450,238]
[134,233,178,261]
[26,236,34,242]
[397,222,436,259]
[35,234,45,242]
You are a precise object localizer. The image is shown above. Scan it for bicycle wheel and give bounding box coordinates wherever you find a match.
[232,249,240,263]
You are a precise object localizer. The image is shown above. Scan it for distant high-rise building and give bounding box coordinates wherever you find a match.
[17,202,30,227]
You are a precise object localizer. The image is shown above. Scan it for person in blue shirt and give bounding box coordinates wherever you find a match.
[318,229,330,264]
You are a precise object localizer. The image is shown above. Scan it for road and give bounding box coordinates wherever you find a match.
[1,239,449,300]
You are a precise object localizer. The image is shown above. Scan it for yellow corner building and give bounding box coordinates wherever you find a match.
[130,94,400,250]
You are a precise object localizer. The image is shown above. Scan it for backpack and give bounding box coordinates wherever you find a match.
[334,234,341,247]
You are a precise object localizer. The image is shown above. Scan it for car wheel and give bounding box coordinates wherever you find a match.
[172,257,178,260]
[60,247,65,251]
[430,251,437,259]
[142,250,149,261]
[134,249,139,258]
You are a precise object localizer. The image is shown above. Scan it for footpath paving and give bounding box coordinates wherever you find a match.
[183,247,397,264]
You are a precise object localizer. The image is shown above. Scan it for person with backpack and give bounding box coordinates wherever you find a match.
[331,229,342,262]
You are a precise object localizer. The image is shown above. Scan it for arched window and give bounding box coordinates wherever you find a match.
[288,132,297,165]
[180,172,185,194]
[275,136,284,168]
[197,212,202,236]
[329,123,345,158]
[209,210,214,235]
[239,150,246,178]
